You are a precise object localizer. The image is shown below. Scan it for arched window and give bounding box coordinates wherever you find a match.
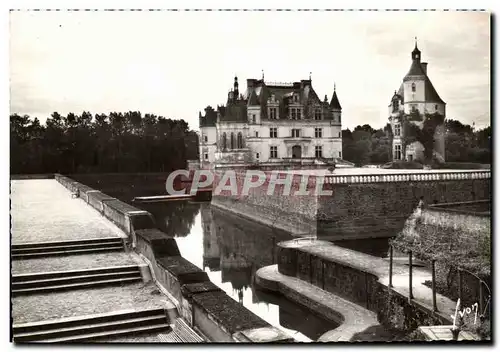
[230,132,235,149]
[237,132,243,149]
[222,132,227,150]
[411,83,416,92]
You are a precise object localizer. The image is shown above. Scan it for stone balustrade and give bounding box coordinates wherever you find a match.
[324,170,490,184]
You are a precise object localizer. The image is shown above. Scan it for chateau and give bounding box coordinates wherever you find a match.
[388,42,446,162]
[199,75,343,168]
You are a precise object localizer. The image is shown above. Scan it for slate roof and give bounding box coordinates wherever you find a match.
[199,106,217,127]
[218,78,339,122]
[247,90,258,105]
[391,50,446,105]
[424,77,445,104]
[406,60,426,76]
[330,90,342,110]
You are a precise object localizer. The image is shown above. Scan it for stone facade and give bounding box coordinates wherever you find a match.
[388,42,446,162]
[199,76,343,168]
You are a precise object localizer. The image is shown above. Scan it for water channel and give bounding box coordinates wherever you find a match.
[105,189,395,341]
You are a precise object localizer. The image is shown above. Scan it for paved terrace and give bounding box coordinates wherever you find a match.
[11,179,126,244]
[10,179,191,342]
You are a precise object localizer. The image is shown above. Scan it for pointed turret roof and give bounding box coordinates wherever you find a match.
[406,60,426,76]
[247,89,259,106]
[412,40,421,57]
[396,41,445,105]
[424,77,445,104]
[330,87,341,110]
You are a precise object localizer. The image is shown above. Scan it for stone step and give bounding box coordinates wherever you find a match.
[12,237,122,250]
[11,245,124,259]
[13,308,166,335]
[12,241,124,254]
[14,315,168,342]
[43,323,171,343]
[12,270,141,290]
[172,318,204,342]
[12,276,142,296]
[12,265,140,282]
[158,329,185,343]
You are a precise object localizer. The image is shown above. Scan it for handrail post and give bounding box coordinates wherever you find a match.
[389,245,393,288]
[458,269,463,304]
[479,279,484,314]
[409,250,414,299]
[272,236,276,264]
[432,260,438,312]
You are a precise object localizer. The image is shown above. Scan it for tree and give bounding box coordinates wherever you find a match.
[10,111,199,175]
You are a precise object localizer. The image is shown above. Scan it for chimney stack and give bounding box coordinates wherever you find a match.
[421,62,428,75]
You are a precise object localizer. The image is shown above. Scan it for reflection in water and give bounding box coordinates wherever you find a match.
[144,201,200,237]
[137,201,334,341]
[254,290,339,341]
[125,196,396,341]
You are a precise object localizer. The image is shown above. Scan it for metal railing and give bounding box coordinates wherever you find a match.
[388,245,491,318]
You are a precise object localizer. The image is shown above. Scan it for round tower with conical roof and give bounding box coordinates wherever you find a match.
[388,40,446,163]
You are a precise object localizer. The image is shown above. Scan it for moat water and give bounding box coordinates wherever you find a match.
[106,189,394,341]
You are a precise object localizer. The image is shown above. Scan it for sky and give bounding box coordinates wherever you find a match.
[9,10,491,131]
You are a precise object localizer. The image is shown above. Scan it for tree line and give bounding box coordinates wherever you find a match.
[10,111,490,174]
[10,112,199,174]
[342,120,491,166]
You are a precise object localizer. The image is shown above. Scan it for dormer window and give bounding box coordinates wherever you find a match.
[411,83,416,93]
[269,107,277,119]
[392,100,399,113]
[294,95,298,103]
[289,108,301,120]
[314,108,322,120]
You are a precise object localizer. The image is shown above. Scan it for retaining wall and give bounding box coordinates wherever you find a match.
[317,175,491,240]
[210,169,490,240]
[54,173,293,343]
[411,202,491,308]
[211,170,321,235]
[275,240,452,334]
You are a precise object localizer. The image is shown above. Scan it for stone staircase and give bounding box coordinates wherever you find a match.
[170,317,205,342]
[12,265,142,296]
[11,237,124,259]
[13,308,170,342]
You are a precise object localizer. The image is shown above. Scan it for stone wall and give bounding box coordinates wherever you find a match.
[276,240,451,334]
[54,174,292,343]
[69,172,171,198]
[210,169,490,240]
[211,170,320,235]
[135,227,293,343]
[317,178,491,240]
[407,203,491,308]
[10,174,55,180]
